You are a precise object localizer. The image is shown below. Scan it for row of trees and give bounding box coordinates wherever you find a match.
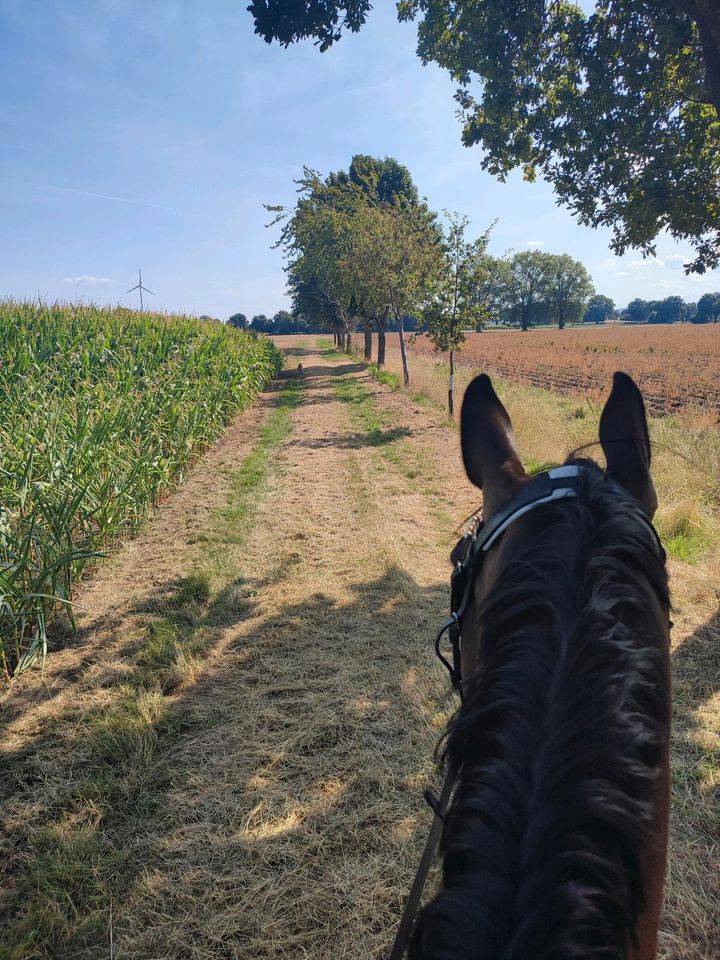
[267,155,449,390]
[229,287,720,339]
[625,293,720,324]
[488,251,594,330]
[228,310,324,334]
[265,154,610,412]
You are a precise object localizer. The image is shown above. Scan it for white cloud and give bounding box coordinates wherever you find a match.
[664,254,686,270]
[526,240,544,248]
[597,257,619,269]
[64,275,115,285]
[629,256,663,269]
[614,271,630,277]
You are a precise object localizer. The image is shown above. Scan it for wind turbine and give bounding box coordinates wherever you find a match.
[126,269,155,311]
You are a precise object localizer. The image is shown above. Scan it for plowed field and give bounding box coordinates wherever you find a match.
[406,325,720,416]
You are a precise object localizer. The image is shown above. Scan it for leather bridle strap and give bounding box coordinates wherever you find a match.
[390,463,665,959]
[388,770,455,960]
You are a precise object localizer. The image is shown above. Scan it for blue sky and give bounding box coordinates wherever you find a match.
[2,0,719,319]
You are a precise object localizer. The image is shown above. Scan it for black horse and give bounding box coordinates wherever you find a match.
[412,372,671,960]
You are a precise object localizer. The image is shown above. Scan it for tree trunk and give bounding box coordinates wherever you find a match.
[397,315,410,387]
[377,311,388,368]
[364,325,372,361]
[689,0,720,116]
[558,315,565,330]
[521,308,529,332]
[448,349,455,417]
[346,330,352,353]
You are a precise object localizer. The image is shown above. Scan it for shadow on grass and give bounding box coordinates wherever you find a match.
[0,562,453,958]
[287,425,413,450]
[5,560,720,957]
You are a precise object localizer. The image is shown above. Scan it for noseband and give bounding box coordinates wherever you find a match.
[389,463,634,960]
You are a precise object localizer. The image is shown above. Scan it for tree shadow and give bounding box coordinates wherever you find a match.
[0,563,455,958]
[287,425,413,450]
[669,603,719,802]
[281,346,314,357]
[300,361,365,378]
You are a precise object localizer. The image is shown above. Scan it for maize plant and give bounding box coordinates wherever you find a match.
[0,300,282,677]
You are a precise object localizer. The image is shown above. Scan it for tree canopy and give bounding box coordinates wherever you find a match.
[248,1,720,273]
[545,254,594,330]
[584,294,615,324]
[696,291,720,321]
[266,155,444,380]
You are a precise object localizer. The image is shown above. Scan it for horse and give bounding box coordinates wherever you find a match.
[410,372,671,960]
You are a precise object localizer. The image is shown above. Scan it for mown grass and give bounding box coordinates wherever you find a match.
[0,377,303,960]
[0,301,283,678]
[367,363,401,391]
[350,340,720,565]
[322,334,719,957]
[329,365,455,535]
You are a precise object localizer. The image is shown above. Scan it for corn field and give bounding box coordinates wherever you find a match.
[0,300,282,678]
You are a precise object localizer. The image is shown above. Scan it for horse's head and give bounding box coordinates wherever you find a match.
[453,371,659,687]
[413,373,670,960]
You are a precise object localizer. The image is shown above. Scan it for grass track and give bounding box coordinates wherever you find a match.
[0,377,303,959]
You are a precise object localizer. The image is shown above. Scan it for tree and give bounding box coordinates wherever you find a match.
[352,199,445,385]
[478,256,513,325]
[584,295,615,325]
[267,167,364,350]
[228,312,248,329]
[502,251,552,332]
[424,212,493,414]
[249,1,720,273]
[545,254,594,329]
[271,309,295,333]
[696,291,720,321]
[626,299,652,324]
[654,296,687,324]
[251,313,272,332]
[345,154,436,364]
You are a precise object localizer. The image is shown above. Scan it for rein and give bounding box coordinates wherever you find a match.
[387,465,602,960]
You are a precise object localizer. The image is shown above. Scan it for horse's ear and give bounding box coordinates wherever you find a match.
[460,374,526,517]
[599,371,657,517]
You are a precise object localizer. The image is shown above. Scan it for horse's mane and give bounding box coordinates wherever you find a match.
[412,460,670,960]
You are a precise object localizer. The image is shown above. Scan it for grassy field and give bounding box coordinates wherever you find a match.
[0,301,281,678]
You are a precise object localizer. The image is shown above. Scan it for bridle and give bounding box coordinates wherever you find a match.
[388,464,636,960]
[434,464,591,698]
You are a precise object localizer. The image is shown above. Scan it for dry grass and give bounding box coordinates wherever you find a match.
[334,334,720,959]
[1,339,718,959]
[353,337,720,562]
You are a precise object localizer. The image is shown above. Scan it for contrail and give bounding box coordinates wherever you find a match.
[46,185,180,212]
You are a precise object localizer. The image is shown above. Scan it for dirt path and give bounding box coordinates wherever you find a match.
[0,345,477,959]
[1,345,717,959]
